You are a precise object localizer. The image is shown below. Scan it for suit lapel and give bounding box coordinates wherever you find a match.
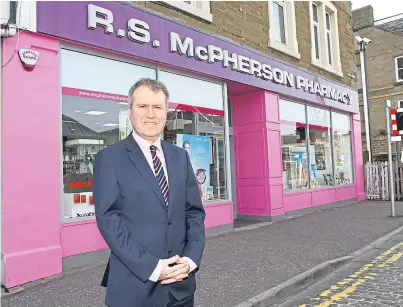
[161,141,177,217]
[125,135,166,209]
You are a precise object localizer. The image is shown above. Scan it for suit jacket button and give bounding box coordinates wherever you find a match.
[168,222,172,227]
[168,249,172,254]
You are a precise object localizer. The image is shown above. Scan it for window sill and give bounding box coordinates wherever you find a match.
[311,60,343,78]
[284,183,355,195]
[162,1,213,23]
[268,41,301,60]
[62,216,96,224]
[203,199,232,207]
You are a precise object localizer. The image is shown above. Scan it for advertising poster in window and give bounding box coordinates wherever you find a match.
[290,149,309,190]
[119,109,132,141]
[176,134,212,201]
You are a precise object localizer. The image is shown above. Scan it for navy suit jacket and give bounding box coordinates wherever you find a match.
[93,134,206,307]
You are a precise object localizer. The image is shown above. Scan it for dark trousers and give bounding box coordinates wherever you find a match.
[168,294,194,307]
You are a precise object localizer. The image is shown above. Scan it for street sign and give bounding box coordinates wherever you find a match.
[391,136,402,142]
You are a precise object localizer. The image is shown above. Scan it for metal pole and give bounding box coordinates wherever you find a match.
[360,45,372,162]
[394,100,402,163]
[386,100,396,217]
[363,47,374,161]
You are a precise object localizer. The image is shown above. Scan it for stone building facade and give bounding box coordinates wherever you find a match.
[353,6,403,161]
[135,1,357,87]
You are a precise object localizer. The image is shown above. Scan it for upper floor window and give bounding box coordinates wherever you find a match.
[268,1,300,59]
[164,1,212,22]
[396,56,403,82]
[309,1,343,77]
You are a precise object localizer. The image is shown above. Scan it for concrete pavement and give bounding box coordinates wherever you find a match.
[2,200,403,307]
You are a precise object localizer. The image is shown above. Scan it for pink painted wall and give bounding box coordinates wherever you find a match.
[61,221,108,258]
[284,185,357,212]
[2,32,62,288]
[231,91,271,216]
[353,114,366,200]
[231,91,284,217]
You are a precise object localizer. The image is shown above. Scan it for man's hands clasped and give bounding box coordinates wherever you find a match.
[159,255,190,285]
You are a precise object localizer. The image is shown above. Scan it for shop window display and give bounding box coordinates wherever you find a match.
[61,50,228,218]
[307,107,333,188]
[280,100,309,192]
[164,106,227,202]
[332,112,354,185]
[62,95,129,219]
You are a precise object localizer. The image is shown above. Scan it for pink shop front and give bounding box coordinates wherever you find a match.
[1,2,365,288]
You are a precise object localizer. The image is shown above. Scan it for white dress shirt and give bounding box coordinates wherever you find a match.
[131,131,197,282]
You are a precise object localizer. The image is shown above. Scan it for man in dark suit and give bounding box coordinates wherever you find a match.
[93,78,206,307]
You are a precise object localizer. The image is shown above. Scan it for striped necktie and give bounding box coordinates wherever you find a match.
[150,145,169,206]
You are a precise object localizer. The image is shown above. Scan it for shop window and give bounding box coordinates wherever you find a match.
[161,70,227,202]
[163,1,212,22]
[307,106,333,188]
[280,100,309,192]
[61,52,228,219]
[332,112,354,185]
[309,1,343,77]
[268,1,300,59]
[62,96,130,219]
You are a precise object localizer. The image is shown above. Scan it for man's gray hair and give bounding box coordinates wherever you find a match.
[128,78,170,108]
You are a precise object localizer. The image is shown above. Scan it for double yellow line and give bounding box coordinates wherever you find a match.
[299,241,403,307]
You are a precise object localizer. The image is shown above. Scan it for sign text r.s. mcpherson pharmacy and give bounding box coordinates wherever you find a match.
[88,4,351,105]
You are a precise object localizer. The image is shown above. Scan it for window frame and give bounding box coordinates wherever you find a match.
[309,1,343,77]
[395,56,403,83]
[312,3,321,61]
[325,11,333,66]
[268,0,301,59]
[273,1,288,46]
[163,1,213,23]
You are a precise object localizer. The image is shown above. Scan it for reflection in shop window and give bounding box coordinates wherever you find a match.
[332,112,354,185]
[280,100,309,192]
[62,95,129,219]
[165,105,227,202]
[307,106,333,188]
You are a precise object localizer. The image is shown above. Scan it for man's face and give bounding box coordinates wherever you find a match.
[129,85,167,143]
[184,143,190,152]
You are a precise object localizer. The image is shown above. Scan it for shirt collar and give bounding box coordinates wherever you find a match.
[132,130,162,152]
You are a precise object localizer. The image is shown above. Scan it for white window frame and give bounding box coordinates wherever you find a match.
[309,1,343,77]
[268,1,300,59]
[163,1,212,23]
[1,1,37,31]
[273,1,288,45]
[312,3,321,61]
[395,56,403,83]
[325,11,333,66]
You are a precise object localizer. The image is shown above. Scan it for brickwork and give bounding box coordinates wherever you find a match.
[134,1,356,87]
[353,7,403,160]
